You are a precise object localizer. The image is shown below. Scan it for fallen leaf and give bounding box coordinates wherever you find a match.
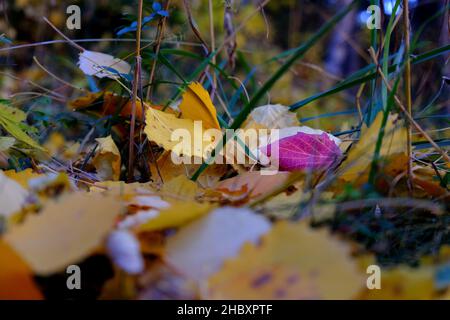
[339,112,407,182]
[0,240,43,299]
[106,230,144,274]
[165,207,271,281]
[215,171,292,203]
[4,192,123,275]
[4,168,43,189]
[264,132,342,171]
[0,170,29,217]
[243,104,300,130]
[206,221,363,299]
[0,103,45,151]
[139,201,214,232]
[161,175,199,200]
[78,50,131,79]
[179,82,220,130]
[144,108,215,158]
[93,135,121,181]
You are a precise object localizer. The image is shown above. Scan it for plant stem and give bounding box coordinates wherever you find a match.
[403,0,413,189]
[146,0,171,101]
[128,0,144,182]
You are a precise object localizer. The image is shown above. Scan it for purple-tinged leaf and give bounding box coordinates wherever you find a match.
[264,132,342,171]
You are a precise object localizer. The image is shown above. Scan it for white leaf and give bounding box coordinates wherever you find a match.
[78,50,131,79]
[165,207,271,281]
[107,230,144,274]
[0,171,29,217]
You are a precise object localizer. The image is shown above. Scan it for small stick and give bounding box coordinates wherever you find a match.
[128,0,145,181]
[146,0,171,101]
[42,17,84,52]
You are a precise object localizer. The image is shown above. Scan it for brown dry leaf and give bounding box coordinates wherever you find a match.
[206,221,363,299]
[4,192,123,275]
[338,112,408,183]
[93,135,121,181]
[0,240,43,300]
[179,82,220,130]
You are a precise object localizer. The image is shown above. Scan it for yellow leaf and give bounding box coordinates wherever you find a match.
[138,201,214,232]
[179,82,220,130]
[145,108,213,159]
[0,240,43,300]
[93,135,121,181]
[161,175,199,200]
[4,192,123,275]
[206,221,364,299]
[339,112,407,182]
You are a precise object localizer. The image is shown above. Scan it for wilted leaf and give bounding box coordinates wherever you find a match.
[4,192,123,275]
[179,82,220,130]
[206,221,363,299]
[93,135,121,181]
[165,207,271,281]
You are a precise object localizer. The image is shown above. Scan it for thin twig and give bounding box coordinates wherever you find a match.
[403,0,413,190]
[146,0,171,101]
[128,0,145,182]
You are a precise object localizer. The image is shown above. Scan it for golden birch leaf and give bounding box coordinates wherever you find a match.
[4,192,123,275]
[179,82,221,130]
[145,108,212,159]
[206,221,364,299]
